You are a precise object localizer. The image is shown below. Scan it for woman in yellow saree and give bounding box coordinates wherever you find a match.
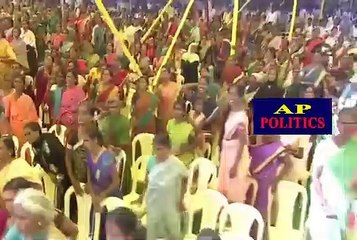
[0,30,16,89]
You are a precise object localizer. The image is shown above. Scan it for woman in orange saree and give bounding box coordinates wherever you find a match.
[4,73,38,146]
[157,67,179,131]
[131,77,158,135]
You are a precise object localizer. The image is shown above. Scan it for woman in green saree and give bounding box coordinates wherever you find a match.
[131,77,158,135]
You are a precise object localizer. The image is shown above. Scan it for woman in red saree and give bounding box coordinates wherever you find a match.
[131,77,158,135]
[35,55,53,113]
[93,67,119,111]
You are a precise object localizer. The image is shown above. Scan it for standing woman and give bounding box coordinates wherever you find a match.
[217,85,251,203]
[59,70,86,127]
[35,55,53,112]
[0,29,16,89]
[93,67,119,111]
[9,27,28,70]
[132,77,158,135]
[157,66,179,131]
[4,73,38,146]
[83,124,121,239]
[65,101,96,196]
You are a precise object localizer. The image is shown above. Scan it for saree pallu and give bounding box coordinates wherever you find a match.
[132,92,157,135]
[249,142,284,219]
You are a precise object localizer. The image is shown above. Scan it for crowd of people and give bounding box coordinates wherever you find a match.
[0,0,356,239]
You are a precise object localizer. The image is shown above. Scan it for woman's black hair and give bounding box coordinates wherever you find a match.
[24,122,42,135]
[67,70,79,85]
[3,177,40,192]
[107,207,138,236]
[1,136,16,158]
[84,123,104,146]
[197,228,222,240]
[12,71,26,86]
[153,133,172,149]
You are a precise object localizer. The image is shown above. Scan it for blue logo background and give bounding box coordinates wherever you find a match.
[252,98,333,135]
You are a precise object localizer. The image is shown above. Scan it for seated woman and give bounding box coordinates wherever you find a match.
[106,207,145,239]
[1,178,78,238]
[166,101,197,167]
[4,188,67,239]
[0,136,40,195]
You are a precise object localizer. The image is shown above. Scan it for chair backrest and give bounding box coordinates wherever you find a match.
[49,124,67,145]
[20,142,35,165]
[211,145,220,166]
[219,203,264,240]
[94,197,126,240]
[42,172,58,207]
[9,135,19,157]
[186,189,228,235]
[187,158,217,195]
[132,133,154,162]
[274,181,308,231]
[200,189,229,231]
[64,185,92,240]
[130,155,150,195]
[203,142,212,159]
[116,150,127,188]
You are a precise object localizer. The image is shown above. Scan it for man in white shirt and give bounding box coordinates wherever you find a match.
[20,20,37,50]
[307,107,357,240]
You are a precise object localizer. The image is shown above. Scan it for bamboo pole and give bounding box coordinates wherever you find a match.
[320,0,326,19]
[230,0,239,55]
[95,0,142,75]
[227,0,251,25]
[152,0,195,87]
[141,0,174,44]
[288,0,298,41]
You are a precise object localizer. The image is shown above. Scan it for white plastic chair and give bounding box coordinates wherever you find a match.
[10,135,19,157]
[203,142,212,159]
[131,133,154,162]
[219,203,264,240]
[186,158,217,196]
[93,197,126,240]
[49,124,67,145]
[268,181,308,240]
[116,150,127,188]
[123,155,150,205]
[20,141,35,165]
[64,184,92,240]
[185,189,228,239]
[211,145,220,166]
[41,171,58,207]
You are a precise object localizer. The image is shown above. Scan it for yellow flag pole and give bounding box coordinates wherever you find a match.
[227,0,251,25]
[319,0,326,19]
[288,0,298,41]
[152,0,195,87]
[230,0,240,55]
[95,0,142,75]
[141,0,174,44]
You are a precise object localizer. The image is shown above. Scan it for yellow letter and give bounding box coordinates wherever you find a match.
[295,104,312,114]
[273,104,293,114]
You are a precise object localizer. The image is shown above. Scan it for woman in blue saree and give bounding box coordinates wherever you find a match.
[83,124,121,240]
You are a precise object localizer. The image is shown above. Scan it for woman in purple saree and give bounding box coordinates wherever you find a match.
[249,135,287,220]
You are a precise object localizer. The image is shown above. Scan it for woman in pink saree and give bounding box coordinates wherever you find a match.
[218,85,251,203]
[59,71,85,127]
